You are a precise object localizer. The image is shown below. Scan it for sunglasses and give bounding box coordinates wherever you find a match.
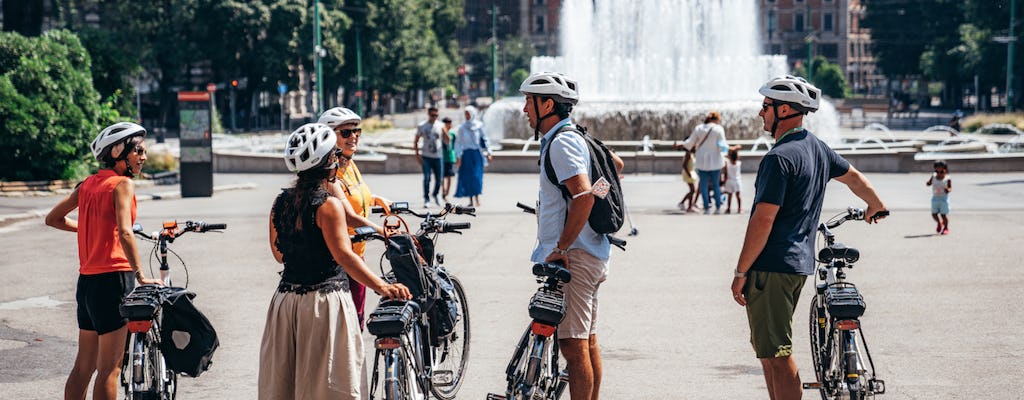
[429,114,439,118]
[132,146,147,156]
[761,102,773,111]
[337,128,362,138]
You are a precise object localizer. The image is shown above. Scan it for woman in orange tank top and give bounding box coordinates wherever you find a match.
[318,107,392,328]
[46,122,162,400]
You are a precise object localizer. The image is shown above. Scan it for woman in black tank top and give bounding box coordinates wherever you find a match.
[258,123,411,400]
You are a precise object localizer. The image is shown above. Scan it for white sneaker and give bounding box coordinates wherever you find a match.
[714,208,722,215]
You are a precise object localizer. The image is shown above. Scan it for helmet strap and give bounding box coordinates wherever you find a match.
[531,96,561,141]
[770,103,803,137]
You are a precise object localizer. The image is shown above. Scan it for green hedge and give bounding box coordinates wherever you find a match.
[0,30,121,181]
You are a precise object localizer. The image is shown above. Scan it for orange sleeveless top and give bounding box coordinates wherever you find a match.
[336,160,374,257]
[77,169,137,275]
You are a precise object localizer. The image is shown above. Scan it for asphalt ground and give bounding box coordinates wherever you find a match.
[1,170,1023,399]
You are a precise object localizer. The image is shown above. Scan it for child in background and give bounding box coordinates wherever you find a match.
[676,146,699,212]
[927,160,952,235]
[721,145,742,214]
[440,117,457,202]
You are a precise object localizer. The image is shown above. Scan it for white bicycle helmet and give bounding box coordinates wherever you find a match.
[90,122,147,160]
[519,72,580,105]
[758,75,821,112]
[317,107,362,128]
[283,123,337,172]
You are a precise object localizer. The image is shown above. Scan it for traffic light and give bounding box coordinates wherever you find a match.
[231,79,239,88]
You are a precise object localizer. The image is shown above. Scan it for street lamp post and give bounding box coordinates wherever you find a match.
[1009,0,1017,111]
[491,2,499,100]
[313,0,324,116]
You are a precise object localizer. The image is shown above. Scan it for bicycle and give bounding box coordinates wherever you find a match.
[487,260,572,400]
[353,202,474,400]
[804,208,888,400]
[485,202,581,400]
[119,220,226,400]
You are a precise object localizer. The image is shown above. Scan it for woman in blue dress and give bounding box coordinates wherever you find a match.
[454,105,492,207]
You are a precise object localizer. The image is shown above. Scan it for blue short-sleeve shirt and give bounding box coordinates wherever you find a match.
[532,118,610,262]
[751,130,850,275]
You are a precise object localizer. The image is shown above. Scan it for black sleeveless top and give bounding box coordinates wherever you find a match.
[272,188,345,285]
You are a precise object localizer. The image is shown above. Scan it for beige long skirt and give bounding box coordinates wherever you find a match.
[258,286,366,400]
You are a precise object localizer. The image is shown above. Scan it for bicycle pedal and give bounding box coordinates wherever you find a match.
[802,382,823,389]
[431,369,455,386]
[486,393,507,400]
[869,379,886,394]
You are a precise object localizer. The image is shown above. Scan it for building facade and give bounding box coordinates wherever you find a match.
[759,0,882,95]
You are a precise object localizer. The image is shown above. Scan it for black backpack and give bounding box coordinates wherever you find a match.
[159,289,219,378]
[543,124,624,234]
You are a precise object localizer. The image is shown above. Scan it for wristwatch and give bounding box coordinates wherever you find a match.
[734,268,748,278]
[552,247,569,256]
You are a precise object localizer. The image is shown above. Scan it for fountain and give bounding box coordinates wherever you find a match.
[483,0,845,143]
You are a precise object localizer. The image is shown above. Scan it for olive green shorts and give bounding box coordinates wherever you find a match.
[744,270,807,358]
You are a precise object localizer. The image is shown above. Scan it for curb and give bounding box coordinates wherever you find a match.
[0,183,257,227]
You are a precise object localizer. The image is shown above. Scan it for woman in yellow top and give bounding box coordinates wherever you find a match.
[318,107,391,327]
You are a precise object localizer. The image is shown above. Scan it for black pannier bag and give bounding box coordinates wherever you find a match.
[159,288,219,378]
[120,286,162,321]
[825,283,866,320]
[429,270,460,344]
[385,234,435,305]
[528,290,566,326]
[367,300,417,337]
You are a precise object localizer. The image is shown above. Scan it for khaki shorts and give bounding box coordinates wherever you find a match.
[744,270,807,358]
[557,249,609,340]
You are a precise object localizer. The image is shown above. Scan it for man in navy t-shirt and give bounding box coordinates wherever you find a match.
[731,75,888,400]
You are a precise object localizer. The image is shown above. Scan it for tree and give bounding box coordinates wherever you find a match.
[0,30,121,181]
[794,57,850,99]
[359,0,458,94]
[465,35,535,96]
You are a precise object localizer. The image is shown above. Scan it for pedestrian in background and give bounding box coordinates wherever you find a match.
[441,116,458,203]
[732,75,887,400]
[454,105,492,207]
[46,122,162,400]
[414,106,444,208]
[680,111,728,214]
[927,160,952,235]
[722,145,743,214]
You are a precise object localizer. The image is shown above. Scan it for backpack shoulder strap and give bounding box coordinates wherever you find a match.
[542,125,582,197]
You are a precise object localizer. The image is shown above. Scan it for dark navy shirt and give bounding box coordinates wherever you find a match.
[751,130,850,275]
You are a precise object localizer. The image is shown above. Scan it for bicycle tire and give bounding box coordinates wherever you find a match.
[429,276,470,400]
[808,297,829,400]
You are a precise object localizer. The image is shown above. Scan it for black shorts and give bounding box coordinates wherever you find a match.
[76,271,135,334]
[443,161,457,177]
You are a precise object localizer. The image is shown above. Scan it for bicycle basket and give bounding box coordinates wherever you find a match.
[367,300,417,337]
[159,288,219,378]
[825,283,866,320]
[429,269,460,344]
[528,290,566,326]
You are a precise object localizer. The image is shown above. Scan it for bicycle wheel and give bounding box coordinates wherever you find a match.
[808,297,829,400]
[148,332,176,400]
[430,276,470,399]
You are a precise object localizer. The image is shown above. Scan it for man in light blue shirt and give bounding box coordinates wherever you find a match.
[520,72,622,400]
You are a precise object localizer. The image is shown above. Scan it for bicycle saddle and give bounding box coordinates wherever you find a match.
[532,262,572,283]
[818,243,860,264]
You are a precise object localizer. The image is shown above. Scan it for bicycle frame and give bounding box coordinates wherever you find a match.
[806,208,886,400]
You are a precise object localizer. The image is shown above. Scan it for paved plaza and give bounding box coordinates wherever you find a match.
[1,170,1023,399]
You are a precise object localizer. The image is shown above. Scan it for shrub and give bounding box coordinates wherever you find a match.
[142,149,179,174]
[961,112,1024,134]
[361,116,394,133]
[0,30,121,181]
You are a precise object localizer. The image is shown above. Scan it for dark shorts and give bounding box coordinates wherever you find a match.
[744,270,807,358]
[76,271,135,334]
[443,161,456,177]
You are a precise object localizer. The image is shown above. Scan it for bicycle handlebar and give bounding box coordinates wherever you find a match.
[824,208,890,230]
[516,202,536,215]
[132,220,227,240]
